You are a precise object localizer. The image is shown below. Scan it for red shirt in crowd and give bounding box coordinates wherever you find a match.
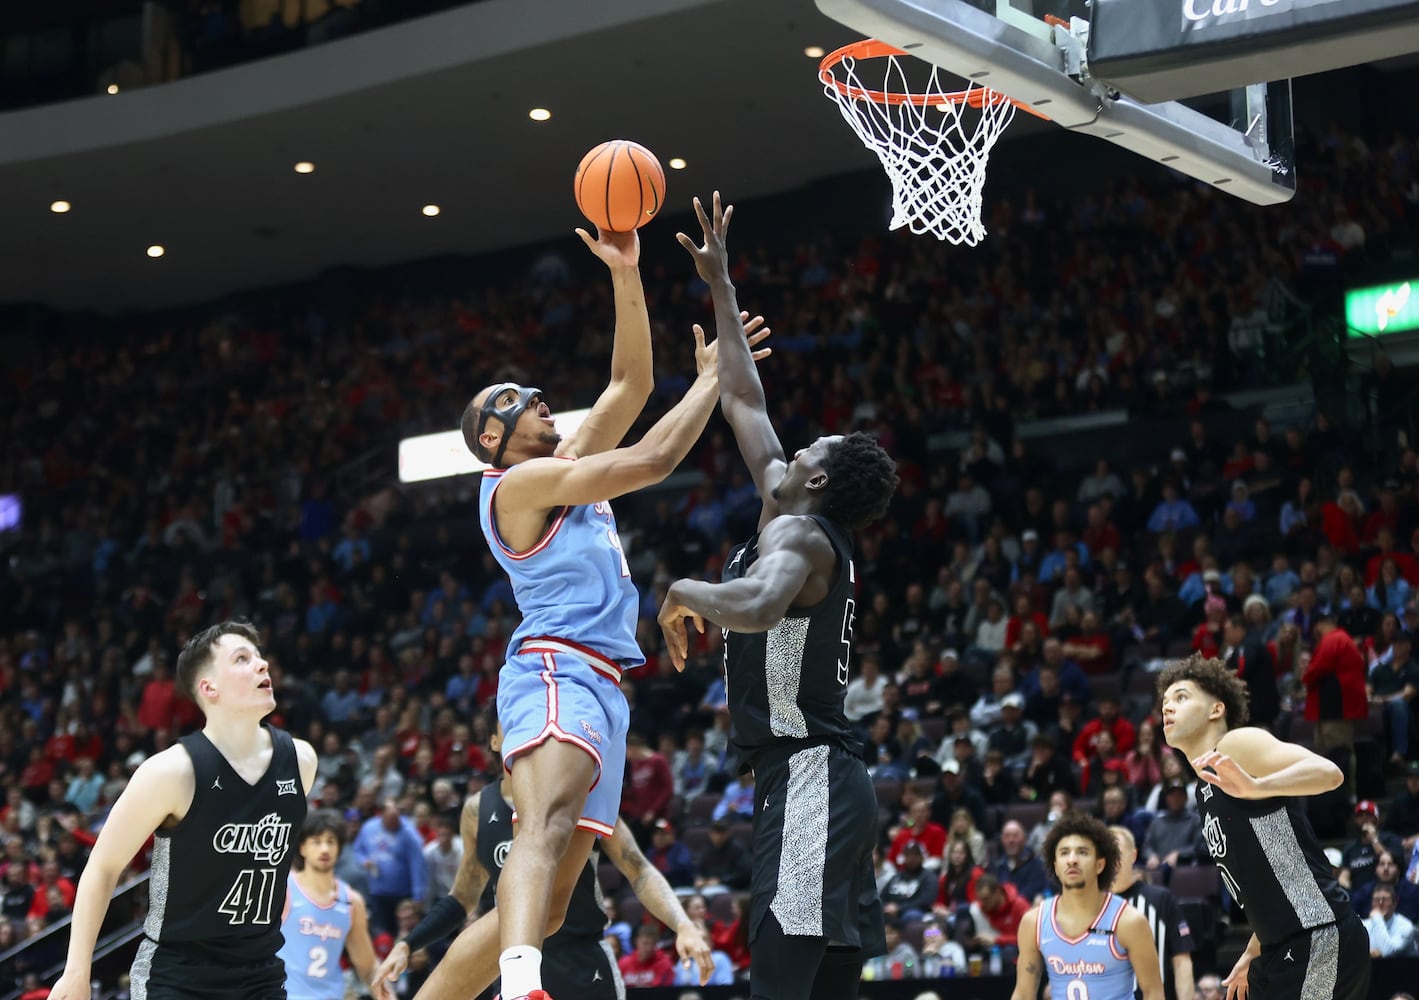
[889,821,948,866]
[1072,715,1137,764]
[1301,626,1368,723]
[619,948,676,987]
[621,751,674,822]
[978,881,1031,946]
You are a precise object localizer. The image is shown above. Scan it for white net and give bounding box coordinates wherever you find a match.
[820,47,1019,246]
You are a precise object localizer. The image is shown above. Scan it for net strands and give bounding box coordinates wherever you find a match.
[820,46,1020,246]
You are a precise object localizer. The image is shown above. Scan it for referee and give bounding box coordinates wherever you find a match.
[1111,826,1196,1000]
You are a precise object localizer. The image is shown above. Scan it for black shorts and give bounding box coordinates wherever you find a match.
[131,941,285,1000]
[749,743,885,958]
[1250,913,1371,1000]
[477,936,623,1000]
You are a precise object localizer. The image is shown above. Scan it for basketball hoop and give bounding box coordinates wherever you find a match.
[818,39,1047,246]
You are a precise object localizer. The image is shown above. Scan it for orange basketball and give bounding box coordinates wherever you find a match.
[574,140,666,233]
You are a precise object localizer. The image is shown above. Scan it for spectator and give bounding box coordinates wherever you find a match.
[891,799,948,869]
[622,731,674,842]
[1123,718,1165,802]
[422,815,461,899]
[992,820,1047,905]
[1342,801,1406,891]
[1147,482,1201,534]
[1142,781,1203,871]
[1303,614,1370,786]
[1362,884,1418,957]
[928,758,986,830]
[881,842,939,922]
[1224,611,1280,730]
[647,819,696,889]
[1370,631,1418,765]
[672,895,736,986]
[694,820,751,893]
[671,729,711,801]
[618,923,676,987]
[965,871,1030,952]
[1351,851,1419,921]
[1071,695,1137,764]
[353,799,428,936]
[845,654,887,723]
[934,837,983,914]
[1020,734,1078,803]
[713,772,755,823]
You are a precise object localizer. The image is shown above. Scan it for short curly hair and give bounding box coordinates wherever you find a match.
[1156,653,1250,730]
[1041,811,1121,892]
[818,432,899,531]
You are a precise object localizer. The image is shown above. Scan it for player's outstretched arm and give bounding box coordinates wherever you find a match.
[1118,905,1166,1000]
[1010,908,1043,1000]
[49,749,194,1000]
[344,889,379,988]
[371,792,488,1000]
[564,228,654,459]
[677,192,787,512]
[497,326,720,512]
[659,515,832,667]
[1193,728,1344,800]
[602,819,715,984]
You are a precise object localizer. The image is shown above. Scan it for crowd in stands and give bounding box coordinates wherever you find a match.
[2,119,1419,996]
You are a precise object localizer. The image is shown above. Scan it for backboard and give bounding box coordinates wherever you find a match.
[816,0,1297,206]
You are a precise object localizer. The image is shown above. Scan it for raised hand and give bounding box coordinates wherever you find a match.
[575,225,640,270]
[690,319,771,381]
[676,192,733,283]
[1192,750,1261,799]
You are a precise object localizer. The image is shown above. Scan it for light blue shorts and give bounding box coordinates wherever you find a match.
[497,639,630,836]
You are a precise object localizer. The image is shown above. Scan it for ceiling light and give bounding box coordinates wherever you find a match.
[804,45,826,58]
[106,83,120,95]
[294,161,315,174]
[668,158,688,170]
[147,245,165,258]
[50,200,71,214]
[422,204,441,217]
[528,108,552,122]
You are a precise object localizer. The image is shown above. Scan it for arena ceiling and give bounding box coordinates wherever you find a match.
[0,0,893,312]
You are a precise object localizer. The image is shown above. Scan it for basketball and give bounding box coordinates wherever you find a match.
[573,140,666,233]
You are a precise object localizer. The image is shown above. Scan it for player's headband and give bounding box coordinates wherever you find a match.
[477,383,544,468]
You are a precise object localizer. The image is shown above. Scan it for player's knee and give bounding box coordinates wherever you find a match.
[515,809,579,855]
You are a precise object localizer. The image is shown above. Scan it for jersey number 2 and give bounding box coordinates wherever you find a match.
[218,868,277,925]
[307,946,329,978]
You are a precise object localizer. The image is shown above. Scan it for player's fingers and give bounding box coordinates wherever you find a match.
[746,325,772,345]
[692,323,707,349]
[751,347,772,361]
[692,613,705,633]
[722,203,734,234]
[693,196,711,232]
[574,228,597,248]
[676,232,700,253]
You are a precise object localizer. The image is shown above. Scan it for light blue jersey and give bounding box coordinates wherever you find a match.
[479,467,643,668]
[1037,893,1135,1000]
[278,877,353,1000]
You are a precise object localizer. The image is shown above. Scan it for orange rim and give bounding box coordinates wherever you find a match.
[818,39,1051,121]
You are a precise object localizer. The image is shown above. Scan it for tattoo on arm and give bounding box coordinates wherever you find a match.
[1024,960,1041,976]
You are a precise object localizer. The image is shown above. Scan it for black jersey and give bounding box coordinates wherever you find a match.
[475,779,606,941]
[1195,778,1350,946]
[144,726,306,964]
[722,515,856,765]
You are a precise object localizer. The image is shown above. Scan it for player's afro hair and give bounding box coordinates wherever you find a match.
[818,432,898,531]
[1157,653,1250,730]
